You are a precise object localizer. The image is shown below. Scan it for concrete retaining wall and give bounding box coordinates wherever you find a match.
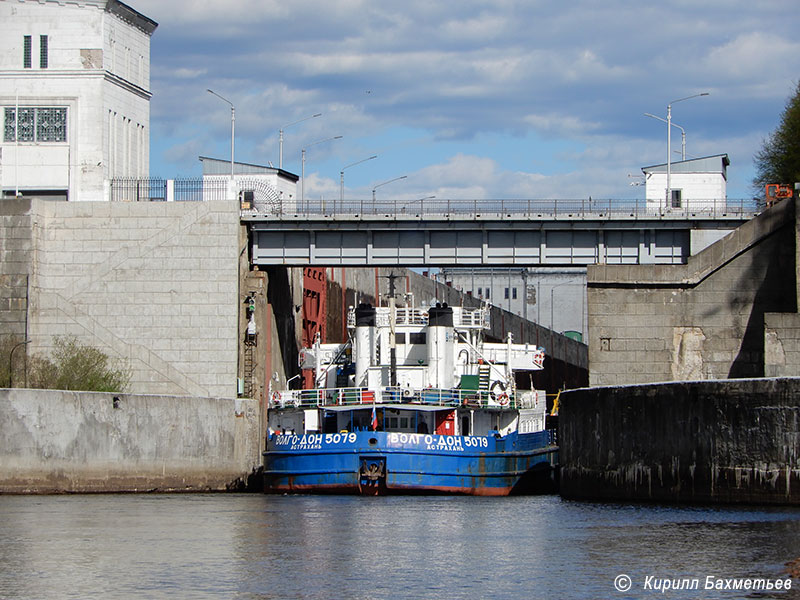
[559,378,800,504]
[0,388,261,493]
[587,198,797,386]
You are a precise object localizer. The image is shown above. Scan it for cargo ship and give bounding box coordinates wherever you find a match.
[263,281,557,496]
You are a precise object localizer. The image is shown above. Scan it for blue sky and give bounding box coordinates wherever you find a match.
[135,0,800,201]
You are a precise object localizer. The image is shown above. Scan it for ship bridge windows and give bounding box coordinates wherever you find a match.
[409,332,426,345]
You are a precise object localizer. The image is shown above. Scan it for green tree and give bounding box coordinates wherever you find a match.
[753,82,800,191]
[28,336,130,392]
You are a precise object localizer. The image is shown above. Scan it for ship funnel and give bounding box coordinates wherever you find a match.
[354,303,376,387]
[427,304,454,388]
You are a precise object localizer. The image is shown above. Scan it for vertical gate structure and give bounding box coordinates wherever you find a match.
[302,267,327,388]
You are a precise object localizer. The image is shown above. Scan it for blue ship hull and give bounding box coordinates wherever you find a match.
[263,430,558,496]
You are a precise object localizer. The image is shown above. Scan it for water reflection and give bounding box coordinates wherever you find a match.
[0,495,798,599]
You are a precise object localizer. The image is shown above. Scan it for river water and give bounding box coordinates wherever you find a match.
[0,493,798,600]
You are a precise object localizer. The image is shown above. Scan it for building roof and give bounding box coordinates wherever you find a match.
[106,1,158,35]
[10,0,157,33]
[199,156,300,182]
[642,154,730,176]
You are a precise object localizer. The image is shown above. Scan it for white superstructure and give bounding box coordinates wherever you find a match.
[0,0,157,201]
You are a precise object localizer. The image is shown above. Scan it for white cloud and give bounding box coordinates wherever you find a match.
[702,32,800,85]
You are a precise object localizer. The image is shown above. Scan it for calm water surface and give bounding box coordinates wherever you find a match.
[0,494,799,600]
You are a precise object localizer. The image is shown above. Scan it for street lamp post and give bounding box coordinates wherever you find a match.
[644,113,686,160]
[207,89,235,180]
[280,113,321,169]
[340,155,377,210]
[372,175,407,202]
[301,135,342,210]
[8,339,30,388]
[665,92,708,211]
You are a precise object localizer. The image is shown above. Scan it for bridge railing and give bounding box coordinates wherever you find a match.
[291,197,761,219]
[108,178,762,219]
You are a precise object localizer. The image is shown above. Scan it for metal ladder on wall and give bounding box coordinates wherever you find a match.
[243,341,255,398]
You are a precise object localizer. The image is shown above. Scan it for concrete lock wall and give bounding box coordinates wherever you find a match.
[0,389,261,493]
[559,378,800,505]
[588,198,797,386]
[1,197,241,398]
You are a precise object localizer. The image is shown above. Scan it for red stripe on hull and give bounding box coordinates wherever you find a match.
[266,482,513,496]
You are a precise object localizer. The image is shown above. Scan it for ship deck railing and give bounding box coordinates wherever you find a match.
[346,307,489,330]
[270,386,540,410]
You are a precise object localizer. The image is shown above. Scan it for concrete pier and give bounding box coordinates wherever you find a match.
[559,378,800,504]
[0,389,261,493]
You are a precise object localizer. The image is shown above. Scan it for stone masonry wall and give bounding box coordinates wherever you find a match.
[2,198,240,398]
[0,198,32,343]
[765,313,800,377]
[764,198,800,377]
[588,198,797,386]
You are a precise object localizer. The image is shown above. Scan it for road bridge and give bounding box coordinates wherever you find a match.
[245,198,758,267]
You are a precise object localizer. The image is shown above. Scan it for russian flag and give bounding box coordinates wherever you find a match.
[371,405,378,431]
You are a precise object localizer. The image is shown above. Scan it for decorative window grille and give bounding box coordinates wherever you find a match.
[40,35,48,69]
[23,36,32,68]
[4,107,66,142]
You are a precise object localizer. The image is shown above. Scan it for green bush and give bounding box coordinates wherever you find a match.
[27,336,130,393]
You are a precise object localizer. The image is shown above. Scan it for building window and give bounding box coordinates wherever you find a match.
[4,107,67,142]
[485,287,490,299]
[504,287,509,299]
[39,35,48,69]
[670,189,682,209]
[512,288,518,300]
[23,36,32,68]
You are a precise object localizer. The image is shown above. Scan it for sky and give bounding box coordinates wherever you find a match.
[134,0,800,202]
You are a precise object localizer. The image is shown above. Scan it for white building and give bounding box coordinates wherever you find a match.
[642,154,730,215]
[200,156,299,213]
[0,0,157,201]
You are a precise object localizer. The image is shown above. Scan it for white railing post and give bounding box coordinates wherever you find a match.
[166,179,175,202]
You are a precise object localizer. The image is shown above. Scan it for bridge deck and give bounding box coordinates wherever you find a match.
[245,200,759,267]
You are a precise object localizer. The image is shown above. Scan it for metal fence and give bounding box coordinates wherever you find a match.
[109,178,167,202]
[109,178,228,202]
